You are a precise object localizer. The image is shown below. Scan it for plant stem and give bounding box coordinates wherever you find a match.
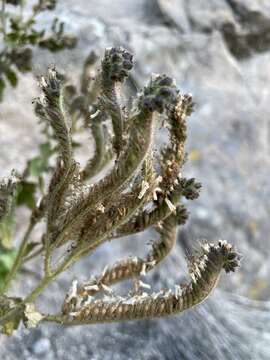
[23,274,54,304]
[44,234,51,276]
[0,263,64,326]
[23,246,43,263]
[0,222,35,295]
[25,245,81,303]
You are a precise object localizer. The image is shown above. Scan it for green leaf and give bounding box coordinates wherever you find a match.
[6,32,20,45]
[0,296,23,336]
[6,0,22,6]
[0,78,5,102]
[27,142,52,178]
[0,248,17,274]
[1,317,21,336]
[27,157,47,178]
[0,248,17,288]
[0,248,17,297]
[9,17,20,32]
[5,68,18,87]
[40,142,52,157]
[72,140,81,148]
[0,213,15,249]
[16,181,36,209]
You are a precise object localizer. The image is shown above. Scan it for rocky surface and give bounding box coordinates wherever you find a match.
[1,0,270,359]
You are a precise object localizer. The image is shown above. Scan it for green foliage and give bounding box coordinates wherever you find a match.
[16,141,54,209]
[0,244,17,297]
[16,182,36,209]
[38,18,77,52]
[27,142,53,178]
[0,0,77,101]
[0,247,17,281]
[0,213,14,249]
[4,67,17,87]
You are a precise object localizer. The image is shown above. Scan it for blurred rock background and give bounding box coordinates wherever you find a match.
[1,0,270,359]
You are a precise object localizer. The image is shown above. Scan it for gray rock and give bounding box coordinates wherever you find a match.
[32,337,51,355]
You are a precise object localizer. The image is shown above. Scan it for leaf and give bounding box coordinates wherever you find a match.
[0,248,17,274]
[0,213,15,249]
[9,17,20,32]
[27,157,47,178]
[1,317,21,336]
[5,68,18,87]
[0,248,17,287]
[40,142,52,157]
[0,296,23,336]
[6,32,20,45]
[6,0,22,6]
[72,140,81,148]
[0,78,5,102]
[16,181,36,209]
[26,142,52,178]
[17,142,53,209]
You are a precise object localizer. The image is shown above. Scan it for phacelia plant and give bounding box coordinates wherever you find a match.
[0,47,240,335]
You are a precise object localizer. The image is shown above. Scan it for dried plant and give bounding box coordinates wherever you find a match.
[0,47,240,335]
[0,0,77,101]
